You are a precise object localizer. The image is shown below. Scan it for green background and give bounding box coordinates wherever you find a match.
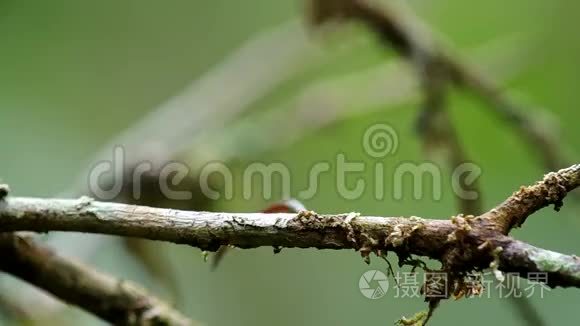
[0,0,579,325]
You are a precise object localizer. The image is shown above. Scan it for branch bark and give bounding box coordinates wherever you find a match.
[308,1,567,323]
[481,164,580,233]
[0,185,192,325]
[1,165,579,290]
[0,233,192,325]
[0,20,319,320]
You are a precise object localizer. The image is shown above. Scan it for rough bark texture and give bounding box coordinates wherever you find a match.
[0,233,191,325]
[1,165,579,290]
[480,164,580,233]
[0,184,192,326]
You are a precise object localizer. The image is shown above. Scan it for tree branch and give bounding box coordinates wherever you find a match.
[309,0,570,172]
[0,20,319,320]
[0,233,192,325]
[481,164,580,233]
[308,1,566,323]
[1,165,579,290]
[0,185,192,325]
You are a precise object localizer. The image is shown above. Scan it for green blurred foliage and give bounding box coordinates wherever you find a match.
[0,0,579,325]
